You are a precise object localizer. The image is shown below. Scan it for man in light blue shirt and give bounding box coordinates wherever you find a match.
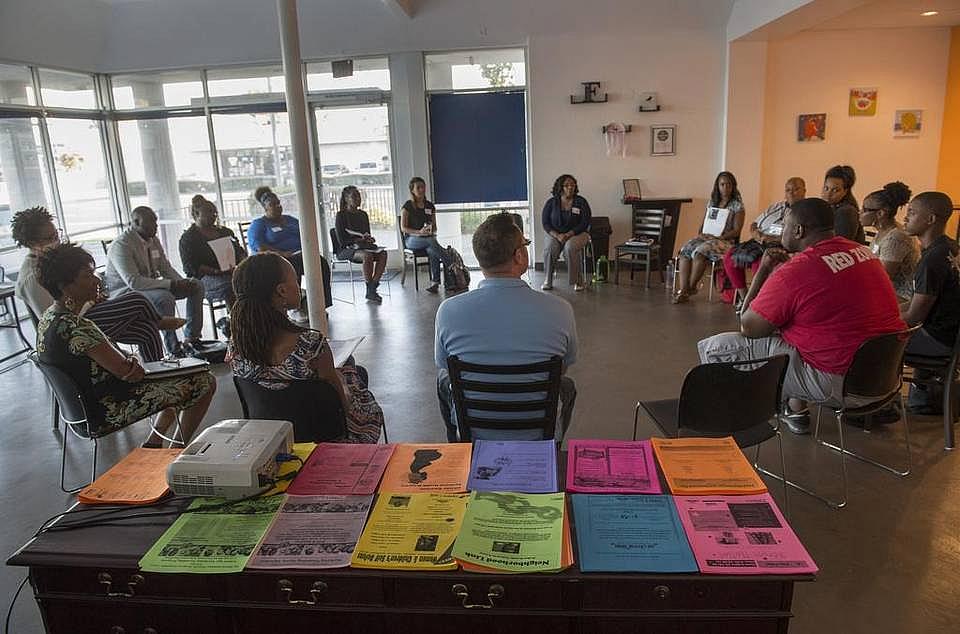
[435,213,578,441]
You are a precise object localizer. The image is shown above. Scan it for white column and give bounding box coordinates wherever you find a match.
[277,0,327,330]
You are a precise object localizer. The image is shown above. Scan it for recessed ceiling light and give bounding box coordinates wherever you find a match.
[922,10,939,16]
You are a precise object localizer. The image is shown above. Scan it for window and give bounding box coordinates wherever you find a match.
[0,64,36,106]
[0,118,54,250]
[212,112,293,221]
[306,58,390,91]
[46,118,114,236]
[425,49,526,91]
[38,69,98,109]
[111,70,204,109]
[207,65,285,100]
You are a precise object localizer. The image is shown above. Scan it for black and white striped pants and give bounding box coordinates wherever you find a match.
[87,291,164,361]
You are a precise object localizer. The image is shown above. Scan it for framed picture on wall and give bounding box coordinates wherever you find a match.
[650,125,676,156]
[622,178,642,201]
[894,110,922,136]
[797,113,826,142]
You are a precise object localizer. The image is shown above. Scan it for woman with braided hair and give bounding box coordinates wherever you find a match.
[228,253,384,443]
[859,181,919,303]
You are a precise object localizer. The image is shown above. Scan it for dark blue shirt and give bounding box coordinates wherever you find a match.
[541,195,591,235]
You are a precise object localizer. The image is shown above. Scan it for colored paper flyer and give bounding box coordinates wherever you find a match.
[287,443,395,495]
[247,495,373,569]
[452,491,565,573]
[651,437,767,495]
[459,501,574,574]
[351,492,469,570]
[674,493,818,575]
[467,440,558,493]
[139,495,284,574]
[78,448,181,505]
[566,440,661,494]
[571,494,697,573]
[379,443,472,493]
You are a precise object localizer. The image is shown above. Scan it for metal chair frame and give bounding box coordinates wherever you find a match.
[903,329,960,451]
[397,215,432,291]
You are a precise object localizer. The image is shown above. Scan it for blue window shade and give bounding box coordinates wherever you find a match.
[429,91,527,204]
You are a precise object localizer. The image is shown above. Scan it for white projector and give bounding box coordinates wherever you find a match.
[167,419,294,499]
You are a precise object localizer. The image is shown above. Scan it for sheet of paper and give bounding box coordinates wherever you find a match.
[702,207,730,237]
[287,443,394,496]
[329,336,365,368]
[452,491,565,573]
[78,448,181,505]
[565,440,662,494]
[351,492,469,570]
[379,443,472,494]
[651,437,767,495]
[139,495,284,573]
[467,440,558,493]
[572,494,697,573]
[207,236,237,272]
[674,493,818,575]
[247,495,373,569]
[459,501,574,574]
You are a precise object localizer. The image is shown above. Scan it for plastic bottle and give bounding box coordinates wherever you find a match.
[596,255,609,283]
[665,258,676,291]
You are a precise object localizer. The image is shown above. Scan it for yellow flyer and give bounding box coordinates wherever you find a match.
[651,437,767,495]
[379,443,471,493]
[351,492,469,570]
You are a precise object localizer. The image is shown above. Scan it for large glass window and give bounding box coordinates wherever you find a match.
[38,69,98,109]
[306,58,390,92]
[111,70,204,109]
[425,48,526,91]
[207,66,285,100]
[0,64,36,106]
[315,105,396,249]
[0,118,53,250]
[46,118,114,236]
[212,112,293,221]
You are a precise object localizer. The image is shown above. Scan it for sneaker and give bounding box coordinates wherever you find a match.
[426,282,440,294]
[574,283,586,292]
[782,407,811,435]
[365,290,383,304]
[541,282,553,291]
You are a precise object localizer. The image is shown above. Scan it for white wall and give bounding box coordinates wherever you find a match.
[528,27,728,253]
[758,27,950,219]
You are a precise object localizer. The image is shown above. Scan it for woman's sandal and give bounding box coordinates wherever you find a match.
[159,316,188,331]
[671,291,689,304]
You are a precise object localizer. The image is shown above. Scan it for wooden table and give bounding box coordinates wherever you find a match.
[8,497,812,633]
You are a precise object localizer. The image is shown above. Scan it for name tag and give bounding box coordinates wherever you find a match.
[149,249,161,261]
[425,209,433,216]
[271,226,283,233]
[571,207,581,215]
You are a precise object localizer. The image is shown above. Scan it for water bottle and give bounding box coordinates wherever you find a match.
[665,258,676,292]
[595,256,609,283]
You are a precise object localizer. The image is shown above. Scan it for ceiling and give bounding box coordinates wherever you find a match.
[812,0,960,30]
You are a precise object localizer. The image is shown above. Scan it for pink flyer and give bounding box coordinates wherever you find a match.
[565,440,662,494]
[287,443,395,495]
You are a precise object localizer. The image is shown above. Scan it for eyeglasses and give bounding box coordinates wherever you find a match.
[862,207,883,213]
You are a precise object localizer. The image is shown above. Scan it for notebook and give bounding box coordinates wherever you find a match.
[142,357,210,379]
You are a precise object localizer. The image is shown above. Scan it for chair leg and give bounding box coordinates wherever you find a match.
[51,397,59,430]
[414,257,420,291]
[349,261,356,304]
[60,424,92,494]
[208,304,218,340]
[944,370,956,450]
[633,402,641,441]
[816,402,912,477]
[707,260,716,302]
[401,256,408,286]
[752,429,790,520]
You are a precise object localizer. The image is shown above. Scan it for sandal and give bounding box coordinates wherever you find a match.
[671,291,689,304]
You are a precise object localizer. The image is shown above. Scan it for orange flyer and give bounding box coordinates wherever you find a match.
[459,501,574,574]
[651,437,767,495]
[78,448,182,505]
[379,443,472,494]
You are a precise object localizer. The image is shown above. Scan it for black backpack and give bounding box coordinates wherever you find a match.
[443,246,471,291]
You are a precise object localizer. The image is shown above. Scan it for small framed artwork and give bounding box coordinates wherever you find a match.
[650,125,676,156]
[623,178,642,202]
[894,109,922,136]
[798,113,826,142]
[849,87,878,116]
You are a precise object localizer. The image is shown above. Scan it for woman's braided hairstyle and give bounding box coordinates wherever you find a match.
[230,252,302,365]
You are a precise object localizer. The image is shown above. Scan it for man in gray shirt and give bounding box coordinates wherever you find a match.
[435,213,578,441]
[104,206,204,355]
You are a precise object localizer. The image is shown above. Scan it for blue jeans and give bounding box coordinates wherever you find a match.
[405,235,450,284]
[139,282,204,354]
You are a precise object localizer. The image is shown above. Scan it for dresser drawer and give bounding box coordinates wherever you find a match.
[581,618,787,634]
[228,572,385,606]
[392,576,568,611]
[234,609,385,633]
[33,567,212,601]
[391,614,575,634]
[41,600,221,634]
[581,578,789,612]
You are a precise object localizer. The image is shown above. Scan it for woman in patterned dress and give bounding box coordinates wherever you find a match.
[35,243,216,447]
[228,253,384,443]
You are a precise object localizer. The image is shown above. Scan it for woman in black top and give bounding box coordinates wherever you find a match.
[821,165,866,243]
[178,195,247,307]
[335,185,388,303]
[400,176,451,293]
[541,174,592,291]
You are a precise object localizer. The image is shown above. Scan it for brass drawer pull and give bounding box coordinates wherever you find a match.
[653,584,671,600]
[451,583,505,609]
[277,578,328,605]
[98,572,145,598]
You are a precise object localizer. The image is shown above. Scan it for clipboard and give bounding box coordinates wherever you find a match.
[702,207,730,237]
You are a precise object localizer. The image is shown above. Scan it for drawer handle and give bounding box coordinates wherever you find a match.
[277,578,328,605]
[653,584,671,600]
[98,572,145,598]
[451,583,505,609]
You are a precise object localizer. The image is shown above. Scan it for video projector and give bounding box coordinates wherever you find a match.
[167,419,294,499]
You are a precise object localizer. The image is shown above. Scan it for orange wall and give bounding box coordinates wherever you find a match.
[937,26,960,237]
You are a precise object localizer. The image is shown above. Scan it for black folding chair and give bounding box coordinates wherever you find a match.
[903,330,960,450]
[635,354,790,515]
[446,354,563,442]
[397,215,431,291]
[233,376,350,443]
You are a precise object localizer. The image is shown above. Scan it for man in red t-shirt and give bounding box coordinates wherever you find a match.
[698,197,906,434]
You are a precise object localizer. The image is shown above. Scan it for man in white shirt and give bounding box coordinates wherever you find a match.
[103,206,203,355]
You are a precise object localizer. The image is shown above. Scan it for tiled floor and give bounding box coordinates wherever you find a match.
[0,272,957,633]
